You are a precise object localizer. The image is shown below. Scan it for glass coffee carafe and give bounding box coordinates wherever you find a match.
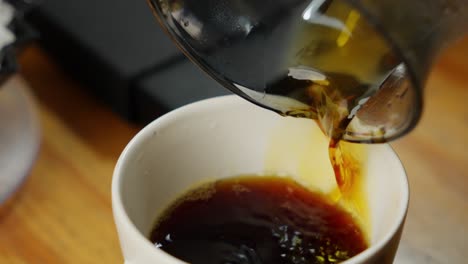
[147,0,468,143]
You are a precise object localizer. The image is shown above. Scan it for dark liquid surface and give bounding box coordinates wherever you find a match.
[150,176,368,264]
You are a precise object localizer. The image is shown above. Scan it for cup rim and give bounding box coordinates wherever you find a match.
[112,95,409,264]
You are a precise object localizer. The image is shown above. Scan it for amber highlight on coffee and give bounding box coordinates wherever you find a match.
[150,176,368,264]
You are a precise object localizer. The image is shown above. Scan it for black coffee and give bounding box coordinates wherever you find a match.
[150,176,368,264]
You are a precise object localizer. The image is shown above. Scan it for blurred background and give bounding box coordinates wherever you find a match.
[0,0,467,263]
[23,0,230,124]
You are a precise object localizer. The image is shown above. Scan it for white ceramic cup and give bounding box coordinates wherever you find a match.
[112,95,409,264]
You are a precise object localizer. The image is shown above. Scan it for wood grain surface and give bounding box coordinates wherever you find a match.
[392,37,468,264]
[0,36,467,263]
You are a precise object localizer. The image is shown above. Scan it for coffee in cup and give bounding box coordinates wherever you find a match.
[112,96,408,264]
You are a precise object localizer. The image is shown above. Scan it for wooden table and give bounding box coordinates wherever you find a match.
[0,37,467,263]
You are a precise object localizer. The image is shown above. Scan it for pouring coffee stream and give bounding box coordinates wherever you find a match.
[148,0,468,191]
